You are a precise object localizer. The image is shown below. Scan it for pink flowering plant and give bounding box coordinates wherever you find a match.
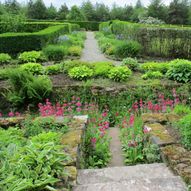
[82,110,111,168]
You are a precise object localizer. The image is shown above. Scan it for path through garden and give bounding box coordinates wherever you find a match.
[73,32,187,191]
[81,31,120,65]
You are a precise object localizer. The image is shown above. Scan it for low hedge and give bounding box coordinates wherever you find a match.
[100,20,191,59]
[0,25,69,54]
[28,19,100,31]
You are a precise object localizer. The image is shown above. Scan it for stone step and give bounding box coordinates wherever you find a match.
[73,177,187,191]
[77,163,175,185]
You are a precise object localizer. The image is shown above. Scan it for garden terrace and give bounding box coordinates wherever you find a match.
[99,20,191,59]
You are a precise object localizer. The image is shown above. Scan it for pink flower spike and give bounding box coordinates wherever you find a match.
[91,137,97,144]
[129,114,135,127]
[8,112,14,117]
[0,112,2,117]
[15,112,21,117]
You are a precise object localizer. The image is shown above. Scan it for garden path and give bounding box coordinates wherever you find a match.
[81,31,120,65]
[108,127,124,167]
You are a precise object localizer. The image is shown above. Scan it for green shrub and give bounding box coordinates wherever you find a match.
[43,45,67,61]
[114,41,142,59]
[93,62,113,77]
[122,57,139,71]
[69,65,93,80]
[68,46,82,56]
[45,64,63,75]
[0,25,69,54]
[166,59,191,83]
[0,53,12,65]
[105,45,115,55]
[6,69,52,107]
[177,113,191,149]
[18,51,43,63]
[63,60,91,72]
[108,66,132,82]
[20,63,44,75]
[174,104,191,115]
[142,71,163,80]
[140,62,170,74]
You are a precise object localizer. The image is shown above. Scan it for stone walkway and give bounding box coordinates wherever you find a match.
[108,127,124,167]
[81,31,120,65]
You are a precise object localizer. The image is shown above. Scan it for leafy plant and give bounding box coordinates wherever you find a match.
[166,59,191,83]
[5,69,52,107]
[20,63,44,75]
[43,45,67,61]
[68,46,82,56]
[69,65,93,80]
[0,53,12,65]
[114,41,142,58]
[122,57,139,71]
[45,64,63,75]
[93,61,113,78]
[108,66,132,82]
[142,71,163,80]
[18,51,43,63]
[174,104,191,115]
[177,113,191,149]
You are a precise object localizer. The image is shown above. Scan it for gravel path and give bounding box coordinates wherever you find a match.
[81,31,121,65]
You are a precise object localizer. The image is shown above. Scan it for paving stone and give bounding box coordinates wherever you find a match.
[142,113,168,124]
[73,177,187,191]
[73,115,88,124]
[77,163,175,185]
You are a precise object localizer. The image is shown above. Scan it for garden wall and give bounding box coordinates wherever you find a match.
[100,20,191,59]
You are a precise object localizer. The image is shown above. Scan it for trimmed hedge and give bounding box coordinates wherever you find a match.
[0,25,70,54]
[100,20,191,59]
[28,19,100,31]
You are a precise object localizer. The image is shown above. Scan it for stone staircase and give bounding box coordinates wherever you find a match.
[73,163,187,191]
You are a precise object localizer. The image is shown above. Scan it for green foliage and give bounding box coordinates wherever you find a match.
[142,71,163,80]
[177,113,191,149]
[0,25,69,54]
[68,46,82,56]
[174,104,191,116]
[43,45,67,61]
[6,69,52,107]
[0,53,12,65]
[166,59,191,83]
[108,66,132,82]
[45,64,63,75]
[18,51,43,63]
[67,5,86,21]
[63,60,92,72]
[0,130,70,191]
[69,65,93,81]
[122,57,139,71]
[140,62,169,74]
[93,62,113,78]
[23,116,69,137]
[114,41,142,59]
[20,63,44,75]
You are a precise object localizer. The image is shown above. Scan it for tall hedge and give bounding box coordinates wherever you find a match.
[0,25,69,54]
[100,20,191,59]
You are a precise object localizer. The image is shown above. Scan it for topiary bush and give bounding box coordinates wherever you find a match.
[142,71,163,80]
[18,51,43,63]
[0,53,12,65]
[68,65,93,81]
[108,66,132,82]
[114,41,142,59]
[20,63,44,75]
[68,46,82,56]
[122,57,139,71]
[166,59,191,83]
[43,45,67,61]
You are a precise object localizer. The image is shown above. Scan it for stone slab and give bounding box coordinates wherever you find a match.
[77,163,175,185]
[74,177,187,191]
